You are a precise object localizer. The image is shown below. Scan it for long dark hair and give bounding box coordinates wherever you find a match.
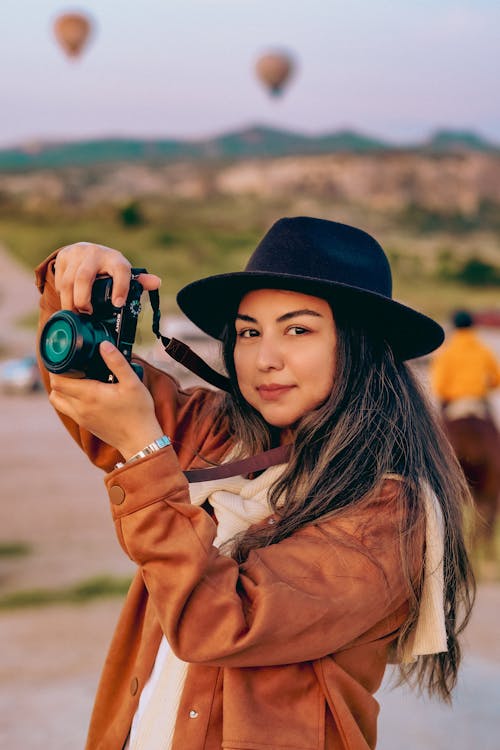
[218,303,475,702]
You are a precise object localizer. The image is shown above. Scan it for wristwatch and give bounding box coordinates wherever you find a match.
[114,435,171,470]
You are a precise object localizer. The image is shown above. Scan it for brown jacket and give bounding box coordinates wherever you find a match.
[36,254,416,750]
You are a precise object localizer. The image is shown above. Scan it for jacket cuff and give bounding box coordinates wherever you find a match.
[105,447,190,520]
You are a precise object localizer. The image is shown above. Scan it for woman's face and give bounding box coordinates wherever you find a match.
[233,288,337,430]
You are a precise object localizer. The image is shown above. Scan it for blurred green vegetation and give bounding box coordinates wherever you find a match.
[437,254,500,286]
[118,200,146,227]
[0,195,285,312]
[398,200,500,234]
[0,574,132,610]
[1,192,500,324]
[0,542,32,558]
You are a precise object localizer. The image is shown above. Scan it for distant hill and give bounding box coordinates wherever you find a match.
[0,125,497,171]
[423,129,497,152]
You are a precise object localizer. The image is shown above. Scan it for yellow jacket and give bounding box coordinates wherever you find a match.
[430,328,500,402]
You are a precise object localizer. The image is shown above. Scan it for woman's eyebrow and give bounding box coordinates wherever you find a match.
[277,309,323,323]
[235,309,323,324]
[235,313,257,323]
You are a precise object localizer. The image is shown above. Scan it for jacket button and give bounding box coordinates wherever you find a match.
[110,485,126,505]
[130,677,139,696]
[189,710,199,719]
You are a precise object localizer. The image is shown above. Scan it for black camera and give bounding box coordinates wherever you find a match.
[40,270,145,382]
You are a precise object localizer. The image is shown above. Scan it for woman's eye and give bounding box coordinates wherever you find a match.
[287,326,309,335]
[237,328,259,338]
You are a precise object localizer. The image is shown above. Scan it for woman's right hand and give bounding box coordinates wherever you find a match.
[54,241,161,313]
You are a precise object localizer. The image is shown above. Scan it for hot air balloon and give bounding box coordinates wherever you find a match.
[255,51,295,97]
[53,11,93,59]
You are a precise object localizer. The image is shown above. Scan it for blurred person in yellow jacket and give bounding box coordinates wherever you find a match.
[431,309,500,422]
[431,309,500,557]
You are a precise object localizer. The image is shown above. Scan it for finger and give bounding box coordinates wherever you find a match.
[49,372,97,398]
[108,263,133,308]
[69,246,131,309]
[136,273,162,291]
[58,281,73,313]
[57,260,79,312]
[73,265,98,313]
[55,243,132,311]
[58,249,98,311]
[48,380,90,420]
[99,341,137,384]
[48,387,72,418]
[55,244,88,310]
[53,251,66,299]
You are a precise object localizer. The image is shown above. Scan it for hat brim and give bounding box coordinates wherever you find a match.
[176,271,444,361]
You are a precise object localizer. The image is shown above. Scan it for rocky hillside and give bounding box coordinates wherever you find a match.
[1,150,499,216]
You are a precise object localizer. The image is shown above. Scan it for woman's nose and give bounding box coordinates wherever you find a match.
[255,336,284,371]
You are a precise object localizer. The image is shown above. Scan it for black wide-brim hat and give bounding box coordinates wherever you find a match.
[177,217,444,360]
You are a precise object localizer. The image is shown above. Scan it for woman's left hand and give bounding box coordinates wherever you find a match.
[48,341,164,460]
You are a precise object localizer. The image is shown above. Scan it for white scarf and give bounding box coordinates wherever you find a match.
[401,479,447,662]
[189,462,286,545]
[128,467,446,749]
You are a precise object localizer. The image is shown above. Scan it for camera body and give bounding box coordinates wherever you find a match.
[40,272,144,382]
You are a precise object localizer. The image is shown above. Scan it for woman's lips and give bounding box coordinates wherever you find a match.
[257,384,295,401]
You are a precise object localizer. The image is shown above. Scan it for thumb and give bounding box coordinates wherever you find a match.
[99,340,135,382]
[137,272,161,291]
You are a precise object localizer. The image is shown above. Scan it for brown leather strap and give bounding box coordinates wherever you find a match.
[162,337,231,392]
[148,284,230,391]
[184,444,292,483]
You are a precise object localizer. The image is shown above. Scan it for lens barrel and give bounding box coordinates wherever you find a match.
[40,311,110,376]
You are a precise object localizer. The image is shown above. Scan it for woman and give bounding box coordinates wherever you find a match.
[36,216,475,750]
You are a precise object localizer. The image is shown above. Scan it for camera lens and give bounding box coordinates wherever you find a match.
[43,318,74,364]
[40,310,108,376]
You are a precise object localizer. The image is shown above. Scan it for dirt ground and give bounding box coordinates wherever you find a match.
[1,246,500,748]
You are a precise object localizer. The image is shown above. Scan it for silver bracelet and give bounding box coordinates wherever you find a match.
[114,435,171,470]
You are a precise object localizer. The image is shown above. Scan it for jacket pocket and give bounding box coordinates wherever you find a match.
[221,663,324,750]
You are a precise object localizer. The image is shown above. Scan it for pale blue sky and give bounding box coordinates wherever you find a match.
[1,0,499,148]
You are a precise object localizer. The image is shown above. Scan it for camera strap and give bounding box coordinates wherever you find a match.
[144,283,232,392]
[184,443,292,482]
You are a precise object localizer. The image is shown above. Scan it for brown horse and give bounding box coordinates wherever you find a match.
[442,406,500,558]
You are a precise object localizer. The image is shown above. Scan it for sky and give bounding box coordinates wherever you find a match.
[1,0,499,148]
